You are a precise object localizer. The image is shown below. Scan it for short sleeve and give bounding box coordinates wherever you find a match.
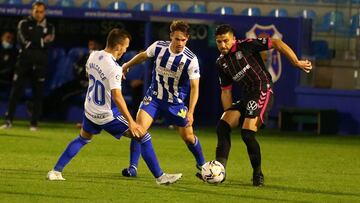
[108,64,122,90]
[145,41,158,58]
[241,37,272,53]
[188,57,200,80]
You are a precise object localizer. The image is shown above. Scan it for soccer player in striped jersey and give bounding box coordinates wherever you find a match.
[46,28,182,185]
[214,24,312,186]
[121,20,205,178]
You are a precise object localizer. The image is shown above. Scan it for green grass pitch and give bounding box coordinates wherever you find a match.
[0,121,359,203]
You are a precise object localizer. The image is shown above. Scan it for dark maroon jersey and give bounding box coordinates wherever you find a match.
[216,38,273,92]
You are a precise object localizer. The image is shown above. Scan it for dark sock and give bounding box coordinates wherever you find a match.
[241,129,262,174]
[215,120,231,168]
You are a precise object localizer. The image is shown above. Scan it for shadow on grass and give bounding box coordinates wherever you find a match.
[0,190,86,200]
[229,181,360,198]
[0,133,43,139]
[155,184,312,203]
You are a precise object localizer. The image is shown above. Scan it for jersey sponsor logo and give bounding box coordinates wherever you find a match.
[85,110,109,119]
[246,24,283,83]
[246,100,258,116]
[232,64,250,81]
[177,108,187,119]
[115,74,121,81]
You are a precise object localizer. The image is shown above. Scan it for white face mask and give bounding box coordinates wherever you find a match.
[2,41,13,49]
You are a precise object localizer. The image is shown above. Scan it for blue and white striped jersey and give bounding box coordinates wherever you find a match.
[146,41,200,104]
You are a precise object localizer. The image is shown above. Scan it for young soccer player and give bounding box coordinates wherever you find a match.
[46,28,182,185]
[121,20,205,177]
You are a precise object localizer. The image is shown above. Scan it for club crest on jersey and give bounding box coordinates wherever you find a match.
[142,96,152,105]
[235,51,243,60]
[246,100,258,115]
[246,24,283,83]
[178,62,184,71]
[222,63,228,69]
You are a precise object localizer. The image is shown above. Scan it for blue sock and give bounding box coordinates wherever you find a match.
[140,133,163,178]
[129,138,141,170]
[54,135,90,172]
[187,136,205,167]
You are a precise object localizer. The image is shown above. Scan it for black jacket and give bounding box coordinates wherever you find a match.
[17,16,55,51]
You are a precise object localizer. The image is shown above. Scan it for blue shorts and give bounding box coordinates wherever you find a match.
[140,96,188,127]
[82,115,129,139]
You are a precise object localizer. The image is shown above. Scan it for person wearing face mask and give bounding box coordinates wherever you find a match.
[42,39,102,120]
[0,2,55,131]
[0,31,17,90]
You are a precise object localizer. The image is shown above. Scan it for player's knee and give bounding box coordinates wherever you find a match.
[216,120,231,136]
[241,129,256,143]
[217,120,231,146]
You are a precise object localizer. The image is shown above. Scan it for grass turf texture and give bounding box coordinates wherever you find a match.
[0,121,359,203]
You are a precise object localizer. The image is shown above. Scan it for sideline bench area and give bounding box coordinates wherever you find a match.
[279,108,338,134]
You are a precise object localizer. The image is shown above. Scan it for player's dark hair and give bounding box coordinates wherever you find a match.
[170,20,190,35]
[106,28,132,49]
[32,1,46,10]
[215,24,235,36]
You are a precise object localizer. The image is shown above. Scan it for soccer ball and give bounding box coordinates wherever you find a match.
[201,160,225,184]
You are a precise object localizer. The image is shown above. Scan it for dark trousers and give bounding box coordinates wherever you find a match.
[5,50,47,126]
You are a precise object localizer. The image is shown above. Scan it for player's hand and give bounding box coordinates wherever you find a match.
[128,121,145,139]
[44,34,54,43]
[122,62,130,80]
[186,112,194,127]
[296,59,312,73]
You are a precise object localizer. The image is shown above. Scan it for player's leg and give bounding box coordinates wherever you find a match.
[47,117,98,181]
[216,109,241,168]
[107,116,181,184]
[178,126,205,169]
[241,88,274,186]
[242,117,263,186]
[164,102,205,169]
[122,97,158,177]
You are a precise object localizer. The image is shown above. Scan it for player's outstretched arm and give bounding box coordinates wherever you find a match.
[123,51,148,76]
[187,79,200,127]
[111,89,144,138]
[271,39,312,73]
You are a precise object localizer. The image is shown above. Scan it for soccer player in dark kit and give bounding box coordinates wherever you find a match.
[214,24,312,186]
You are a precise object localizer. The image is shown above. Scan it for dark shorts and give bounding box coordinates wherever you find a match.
[227,87,274,125]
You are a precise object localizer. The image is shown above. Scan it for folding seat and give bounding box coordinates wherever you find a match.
[350,14,360,36]
[133,2,153,11]
[241,7,261,16]
[268,8,288,18]
[187,4,206,13]
[160,3,180,12]
[214,6,234,15]
[107,1,127,10]
[55,0,75,7]
[6,0,22,5]
[81,0,101,9]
